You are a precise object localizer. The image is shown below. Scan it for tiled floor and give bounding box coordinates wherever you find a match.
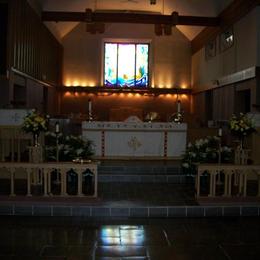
[0,216,260,259]
[0,180,197,206]
[98,182,197,206]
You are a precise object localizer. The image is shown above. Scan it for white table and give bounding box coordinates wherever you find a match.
[82,121,187,158]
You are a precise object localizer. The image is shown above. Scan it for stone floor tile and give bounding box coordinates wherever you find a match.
[98,236,121,246]
[220,244,260,260]
[147,246,181,260]
[67,245,94,258]
[95,246,147,258]
[98,226,120,237]
[0,217,260,259]
[40,245,68,257]
[39,257,66,260]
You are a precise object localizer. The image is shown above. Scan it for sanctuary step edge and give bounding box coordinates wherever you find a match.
[97,159,189,184]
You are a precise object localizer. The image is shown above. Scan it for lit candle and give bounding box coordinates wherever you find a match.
[218,128,222,137]
[177,100,181,113]
[55,122,60,133]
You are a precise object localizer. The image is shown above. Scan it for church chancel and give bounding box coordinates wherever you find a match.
[82,117,187,159]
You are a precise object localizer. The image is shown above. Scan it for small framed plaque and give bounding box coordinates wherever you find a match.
[220,27,234,52]
[205,39,216,60]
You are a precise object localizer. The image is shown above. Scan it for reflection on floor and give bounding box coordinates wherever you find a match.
[0,216,260,259]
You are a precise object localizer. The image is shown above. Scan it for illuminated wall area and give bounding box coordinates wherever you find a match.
[62,23,191,89]
[61,21,192,121]
[60,92,190,122]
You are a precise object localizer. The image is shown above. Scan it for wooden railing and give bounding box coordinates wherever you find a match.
[0,162,98,198]
[0,126,39,162]
[196,164,260,198]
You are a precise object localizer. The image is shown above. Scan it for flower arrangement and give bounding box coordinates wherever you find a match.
[169,112,183,124]
[45,132,94,161]
[182,136,232,175]
[229,113,256,138]
[145,112,159,122]
[22,109,49,135]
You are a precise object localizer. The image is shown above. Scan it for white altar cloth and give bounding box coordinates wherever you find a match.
[82,121,187,158]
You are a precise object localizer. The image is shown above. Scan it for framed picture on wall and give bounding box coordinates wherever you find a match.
[205,39,216,60]
[220,27,234,52]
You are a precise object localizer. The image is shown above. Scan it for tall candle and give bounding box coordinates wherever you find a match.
[88,99,92,114]
[218,127,222,137]
[177,100,181,113]
[55,122,60,133]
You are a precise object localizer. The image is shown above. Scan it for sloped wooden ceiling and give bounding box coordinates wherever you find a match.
[32,0,233,40]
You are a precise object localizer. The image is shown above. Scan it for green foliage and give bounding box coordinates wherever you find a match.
[45,132,94,162]
[182,136,233,175]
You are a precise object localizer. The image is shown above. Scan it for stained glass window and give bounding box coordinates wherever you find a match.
[104,42,149,87]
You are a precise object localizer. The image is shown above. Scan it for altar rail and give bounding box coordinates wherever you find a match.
[0,162,98,198]
[0,126,38,162]
[196,164,260,198]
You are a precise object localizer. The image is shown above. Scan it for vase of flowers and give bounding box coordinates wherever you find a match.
[229,113,256,149]
[22,109,49,146]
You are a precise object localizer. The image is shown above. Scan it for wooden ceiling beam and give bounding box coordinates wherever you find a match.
[191,0,260,54]
[42,11,220,27]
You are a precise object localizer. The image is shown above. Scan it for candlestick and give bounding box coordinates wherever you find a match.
[88,99,93,121]
[55,121,60,133]
[88,99,92,114]
[177,100,181,113]
[218,127,222,137]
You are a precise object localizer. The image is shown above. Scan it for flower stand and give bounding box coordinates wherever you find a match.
[29,145,43,185]
[234,147,251,165]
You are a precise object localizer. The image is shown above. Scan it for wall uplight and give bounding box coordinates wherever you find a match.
[72,80,80,87]
[64,91,71,97]
[65,80,72,87]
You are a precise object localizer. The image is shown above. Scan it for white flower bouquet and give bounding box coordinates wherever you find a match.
[22,109,49,135]
[229,113,256,138]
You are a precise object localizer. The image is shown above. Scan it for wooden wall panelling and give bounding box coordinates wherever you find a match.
[192,92,207,126]
[191,0,260,54]
[7,0,62,86]
[24,1,29,74]
[18,0,23,71]
[0,2,8,74]
[212,88,221,121]
[11,0,17,69]
[20,0,24,72]
[255,68,260,109]
[212,85,234,121]
[13,0,19,70]
[223,85,234,119]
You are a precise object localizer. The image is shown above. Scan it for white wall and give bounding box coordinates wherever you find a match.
[62,22,191,89]
[192,8,258,92]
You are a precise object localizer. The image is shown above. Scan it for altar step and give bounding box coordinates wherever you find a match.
[97,159,189,184]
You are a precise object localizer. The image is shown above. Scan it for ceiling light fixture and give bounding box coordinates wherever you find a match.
[150,0,156,5]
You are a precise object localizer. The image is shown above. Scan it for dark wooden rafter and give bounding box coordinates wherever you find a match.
[191,0,260,54]
[42,9,220,27]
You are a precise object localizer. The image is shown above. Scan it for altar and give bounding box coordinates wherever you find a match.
[82,121,187,158]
